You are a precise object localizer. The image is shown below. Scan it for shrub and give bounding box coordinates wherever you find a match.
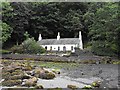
[22,38,46,54]
[91,41,116,56]
[10,38,46,54]
[10,45,23,53]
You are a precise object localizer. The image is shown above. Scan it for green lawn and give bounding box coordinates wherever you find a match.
[0,49,12,54]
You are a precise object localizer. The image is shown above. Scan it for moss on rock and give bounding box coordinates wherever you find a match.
[82,85,92,89]
[35,84,44,89]
[2,80,22,86]
[91,81,101,87]
[67,85,78,89]
[24,77,37,87]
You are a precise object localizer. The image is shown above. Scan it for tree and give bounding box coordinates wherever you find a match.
[0,22,13,43]
[88,2,119,56]
[0,2,13,45]
[2,2,31,45]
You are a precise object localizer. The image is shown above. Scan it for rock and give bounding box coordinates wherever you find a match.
[22,65,32,71]
[81,72,84,75]
[2,80,22,86]
[39,71,55,79]
[34,68,44,74]
[0,79,4,83]
[0,64,3,67]
[10,75,22,80]
[26,71,34,75]
[34,68,56,79]
[6,62,23,73]
[67,85,78,89]
[34,68,45,78]
[91,80,101,87]
[52,69,60,74]
[82,85,92,89]
[24,77,37,87]
[21,74,31,80]
[35,84,44,89]
[11,70,23,75]
[45,72,55,79]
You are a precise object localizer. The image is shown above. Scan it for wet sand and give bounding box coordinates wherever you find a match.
[61,64,119,88]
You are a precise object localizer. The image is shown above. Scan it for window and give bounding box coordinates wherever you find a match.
[63,46,66,52]
[71,46,74,50]
[50,46,52,51]
[58,46,60,51]
[45,46,47,50]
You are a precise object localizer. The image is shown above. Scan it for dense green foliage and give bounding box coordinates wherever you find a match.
[0,2,13,44]
[21,38,46,54]
[0,22,12,43]
[1,2,119,57]
[86,3,119,56]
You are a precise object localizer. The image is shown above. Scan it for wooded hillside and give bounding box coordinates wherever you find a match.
[1,2,120,57]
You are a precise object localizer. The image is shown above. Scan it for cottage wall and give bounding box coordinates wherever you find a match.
[41,44,78,52]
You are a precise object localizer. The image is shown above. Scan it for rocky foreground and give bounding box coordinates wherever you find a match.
[0,59,119,89]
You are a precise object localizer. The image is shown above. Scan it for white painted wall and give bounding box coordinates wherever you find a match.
[79,31,83,50]
[41,44,79,52]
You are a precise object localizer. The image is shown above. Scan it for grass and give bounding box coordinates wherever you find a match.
[33,61,80,69]
[0,49,12,54]
[2,59,80,70]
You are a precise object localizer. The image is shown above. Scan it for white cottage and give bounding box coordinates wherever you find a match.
[38,31,83,52]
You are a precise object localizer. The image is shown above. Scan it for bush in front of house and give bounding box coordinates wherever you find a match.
[11,38,46,54]
[10,45,24,53]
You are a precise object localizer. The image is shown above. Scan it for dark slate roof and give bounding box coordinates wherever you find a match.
[38,38,80,45]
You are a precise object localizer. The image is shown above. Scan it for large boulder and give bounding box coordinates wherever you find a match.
[34,68,55,79]
[34,68,45,77]
[39,71,55,79]
[24,77,38,87]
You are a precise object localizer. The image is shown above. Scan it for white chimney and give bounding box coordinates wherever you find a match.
[38,34,42,41]
[57,32,60,40]
[79,31,83,50]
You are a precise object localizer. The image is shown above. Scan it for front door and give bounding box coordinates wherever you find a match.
[63,46,66,52]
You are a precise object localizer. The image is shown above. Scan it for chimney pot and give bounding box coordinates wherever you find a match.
[57,32,60,40]
[38,34,42,41]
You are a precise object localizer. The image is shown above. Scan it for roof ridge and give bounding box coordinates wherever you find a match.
[40,38,79,40]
